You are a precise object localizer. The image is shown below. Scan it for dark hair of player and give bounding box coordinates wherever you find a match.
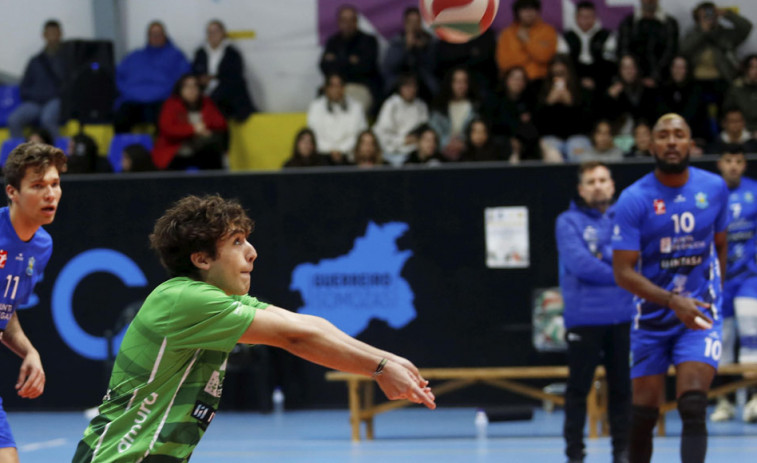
[149,195,254,279]
[2,142,67,196]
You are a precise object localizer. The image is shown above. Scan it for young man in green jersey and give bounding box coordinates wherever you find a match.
[72,194,435,462]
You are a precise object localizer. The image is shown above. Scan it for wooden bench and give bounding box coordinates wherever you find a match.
[326,364,757,442]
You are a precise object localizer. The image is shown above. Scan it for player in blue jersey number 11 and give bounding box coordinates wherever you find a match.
[0,142,66,463]
[612,114,730,463]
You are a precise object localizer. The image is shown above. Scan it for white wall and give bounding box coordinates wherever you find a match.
[2,0,757,112]
[0,0,94,79]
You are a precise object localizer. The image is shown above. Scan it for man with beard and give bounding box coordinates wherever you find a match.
[612,113,730,463]
[556,161,634,463]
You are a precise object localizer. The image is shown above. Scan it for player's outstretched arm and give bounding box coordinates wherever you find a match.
[1,313,45,399]
[264,306,428,386]
[613,249,712,329]
[238,306,436,409]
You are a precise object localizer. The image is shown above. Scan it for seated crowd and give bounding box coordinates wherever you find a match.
[3,0,757,172]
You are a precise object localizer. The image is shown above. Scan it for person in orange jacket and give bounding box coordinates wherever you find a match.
[496,0,557,82]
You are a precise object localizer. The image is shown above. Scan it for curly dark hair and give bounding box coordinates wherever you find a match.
[2,142,67,197]
[149,195,254,278]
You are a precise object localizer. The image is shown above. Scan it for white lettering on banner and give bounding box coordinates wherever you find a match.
[118,392,158,453]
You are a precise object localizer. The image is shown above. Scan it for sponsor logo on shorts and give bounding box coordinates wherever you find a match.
[660,254,704,269]
[654,199,666,215]
[191,401,216,429]
[0,250,7,269]
[674,194,686,203]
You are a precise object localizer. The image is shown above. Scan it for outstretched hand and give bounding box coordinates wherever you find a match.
[16,350,45,399]
[375,360,436,410]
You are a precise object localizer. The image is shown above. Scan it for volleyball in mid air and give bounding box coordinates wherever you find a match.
[420,0,499,44]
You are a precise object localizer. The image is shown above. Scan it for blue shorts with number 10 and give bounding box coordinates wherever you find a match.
[630,305,723,378]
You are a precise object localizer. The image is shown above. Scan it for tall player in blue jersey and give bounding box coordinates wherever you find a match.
[0,142,66,463]
[612,114,730,463]
[712,143,757,423]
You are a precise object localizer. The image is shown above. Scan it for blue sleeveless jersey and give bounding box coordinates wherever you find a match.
[0,207,52,331]
[612,167,730,331]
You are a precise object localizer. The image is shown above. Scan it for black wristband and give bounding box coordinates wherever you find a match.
[373,358,388,377]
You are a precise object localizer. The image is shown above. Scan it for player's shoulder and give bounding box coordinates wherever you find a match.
[623,171,657,195]
[617,172,656,206]
[690,166,727,190]
[153,277,222,298]
[33,226,53,247]
[740,175,757,191]
[557,203,581,222]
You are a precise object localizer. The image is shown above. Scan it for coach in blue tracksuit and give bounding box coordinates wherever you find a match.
[556,161,634,463]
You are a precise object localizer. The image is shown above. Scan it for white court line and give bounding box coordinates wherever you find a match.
[18,438,68,452]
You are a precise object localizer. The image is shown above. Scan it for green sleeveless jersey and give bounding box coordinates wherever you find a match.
[72,277,267,462]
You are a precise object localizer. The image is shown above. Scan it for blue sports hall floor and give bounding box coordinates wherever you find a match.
[8,406,757,462]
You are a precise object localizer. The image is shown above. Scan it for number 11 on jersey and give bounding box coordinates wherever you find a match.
[4,274,19,300]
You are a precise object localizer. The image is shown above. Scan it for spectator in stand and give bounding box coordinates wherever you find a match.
[193,19,257,122]
[373,74,429,166]
[496,0,557,84]
[581,119,624,161]
[114,21,190,133]
[723,55,757,136]
[681,2,752,109]
[8,20,65,139]
[535,55,593,161]
[428,67,480,162]
[657,56,709,142]
[461,118,508,162]
[601,55,657,136]
[625,119,653,158]
[558,1,617,93]
[404,125,445,165]
[121,143,157,172]
[487,66,540,162]
[306,73,367,166]
[283,128,327,168]
[353,130,385,168]
[153,74,227,170]
[66,133,110,174]
[708,108,757,154]
[617,0,679,86]
[433,29,498,101]
[382,7,437,102]
[26,128,54,146]
[319,5,382,115]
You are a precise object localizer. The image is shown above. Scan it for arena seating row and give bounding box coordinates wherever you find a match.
[0,101,307,172]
